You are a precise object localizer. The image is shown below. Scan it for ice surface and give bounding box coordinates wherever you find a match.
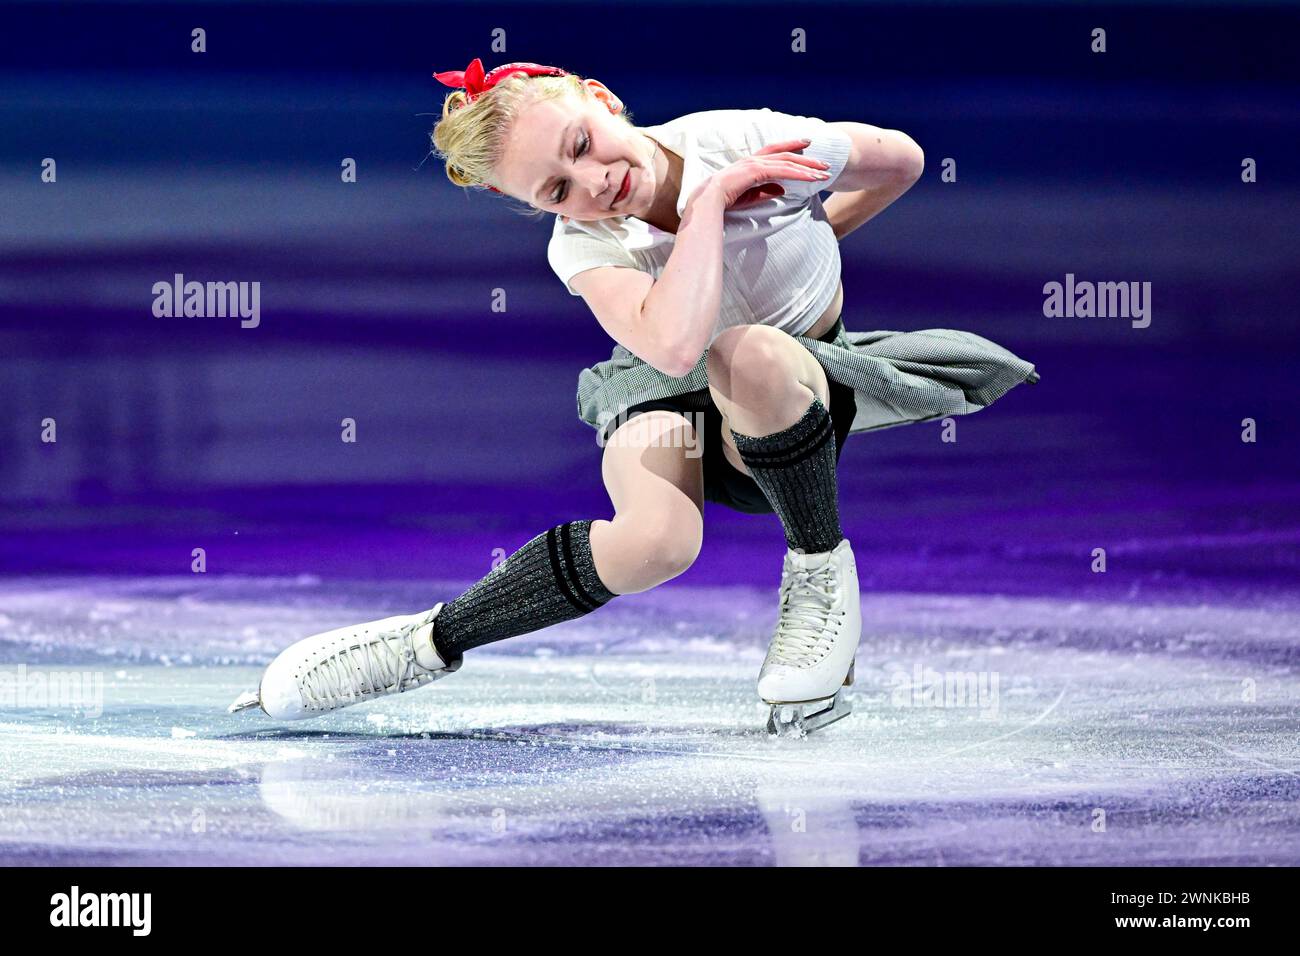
[1,576,1297,865]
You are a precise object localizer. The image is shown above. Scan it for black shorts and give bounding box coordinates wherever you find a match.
[621,318,857,515]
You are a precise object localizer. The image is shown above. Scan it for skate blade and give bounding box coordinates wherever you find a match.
[766,690,852,738]
[227,691,262,714]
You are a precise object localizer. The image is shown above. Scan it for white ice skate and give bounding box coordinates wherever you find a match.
[228,603,460,720]
[759,538,861,738]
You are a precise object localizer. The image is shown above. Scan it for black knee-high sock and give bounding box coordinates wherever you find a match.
[431,519,617,661]
[730,396,844,554]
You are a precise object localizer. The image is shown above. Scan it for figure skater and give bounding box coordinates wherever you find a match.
[231,58,1039,736]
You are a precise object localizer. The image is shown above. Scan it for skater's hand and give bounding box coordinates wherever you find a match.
[698,139,833,211]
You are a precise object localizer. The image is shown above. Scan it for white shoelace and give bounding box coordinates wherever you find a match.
[299,609,442,710]
[768,562,841,668]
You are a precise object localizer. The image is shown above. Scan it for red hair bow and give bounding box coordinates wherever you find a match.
[433,57,569,103]
[433,58,571,195]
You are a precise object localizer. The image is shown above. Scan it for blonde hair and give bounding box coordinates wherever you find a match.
[430,71,635,218]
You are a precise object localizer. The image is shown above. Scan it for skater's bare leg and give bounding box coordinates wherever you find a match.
[706,325,832,480]
[706,324,843,554]
[429,410,703,662]
[589,410,704,595]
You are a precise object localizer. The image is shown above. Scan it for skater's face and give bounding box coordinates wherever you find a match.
[494,82,657,223]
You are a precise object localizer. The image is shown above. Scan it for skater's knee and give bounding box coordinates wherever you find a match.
[607,510,702,591]
[706,326,807,415]
[708,325,791,383]
[646,523,703,580]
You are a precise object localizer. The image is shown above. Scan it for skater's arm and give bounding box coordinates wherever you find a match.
[828,123,925,192]
[821,123,924,242]
[567,182,725,378]
[627,141,835,375]
[635,181,728,376]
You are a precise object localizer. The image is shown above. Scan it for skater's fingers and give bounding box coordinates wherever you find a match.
[756,156,834,179]
[752,138,814,156]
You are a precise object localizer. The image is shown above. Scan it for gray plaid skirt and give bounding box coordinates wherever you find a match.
[577,320,1041,441]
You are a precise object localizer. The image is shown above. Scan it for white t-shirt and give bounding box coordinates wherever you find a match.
[546,108,854,340]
